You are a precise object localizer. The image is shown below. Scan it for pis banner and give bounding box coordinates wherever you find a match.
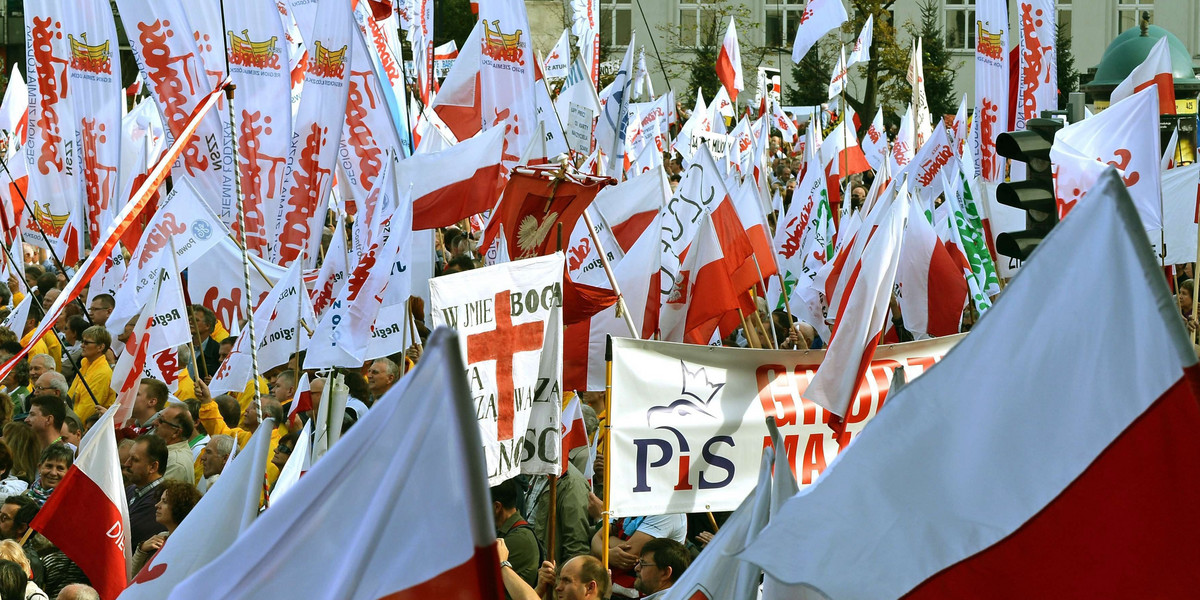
[609,334,963,517]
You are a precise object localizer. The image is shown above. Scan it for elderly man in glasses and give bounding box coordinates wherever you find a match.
[154,403,198,485]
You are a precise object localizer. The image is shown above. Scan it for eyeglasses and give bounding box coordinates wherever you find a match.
[80,340,100,346]
[87,306,110,313]
[276,445,293,455]
[158,420,182,430]
[634,560,656,569]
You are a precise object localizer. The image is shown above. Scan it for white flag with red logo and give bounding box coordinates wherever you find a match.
[0,64,27,156]
[674,90,711,161]
[63,0,123,250]
[791,0,847,64]
[847,14,873,67]
[116,0,236,227]
[275,0,354,267]
[478,0,537,173]
[339,20,405,221]
[186,235,286,333]
[716,20,744,103]
[768,162,835,340]
[31,405,129,600]
[771,101,799,146]
[806,187,907,418]
[1111,36,1174,114]
[168,330,502,600]
[1050,86,1162,229]
[544,28,571,79]
[120,416,273,600]
[106,181,224,338]
[430,253,564,485]
[224,0,294,259]
[309,211,350,319]
[23,2,85,261]
[363,186,415,362]
[212,255,315,396]
[888,105,916,175]
[974,0,1009,183]
[828,45,849,99]
[862,108,887,171]
[1014,0,1057,132]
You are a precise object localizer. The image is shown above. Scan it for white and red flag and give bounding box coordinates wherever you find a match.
[909,38,931,148]
[673,90,711,162]
[275,0,354,267]
[64,0,123,250]
[120,417,273,600]
[399,125,506,230]
[559,394,589,475]
[895,211,968,339]
[430,254,565,485]
[544,28,571,80]
[742,169,1200,598]
[339,19,405,219]
[309,211,350,319]
[974,0,1009,182]
[716,20,744,103]
[1014,0,1057,132]
[664,212,749,345]
[0,64,27,156]
[23,1,85,262]
[287,373,313,418]
[805,186,907,420]
[791,0,847,64]
[1050,86,1162,229]
[596,40,637,174]
[827,45,849,99]
[846,14,873,67]
[862,108,887,171]
[888,105,915,175]
[168,330,502,600]
[1111,36,1175,114]
[769,164,836,339]
[32,405,129,600]
[431,20,483,142]
[770,102,799,147]
[185,235,285,333]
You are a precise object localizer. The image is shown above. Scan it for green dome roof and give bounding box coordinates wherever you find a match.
[1088,25,1200,88]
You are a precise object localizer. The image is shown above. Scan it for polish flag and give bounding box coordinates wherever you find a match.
[400,124,506,230]
[895,211,969,339]
[680,213,748,345]
[167,330,503,600]
[1111,36,1175,114]
[730,177,778,281]
[716,20,744,103]
[560,396,589,475]
[805,187,907,419]
[108,273,165,428]
[742,169,1200,597]
[31,406,129,600]
[120,418,273,599]
[287,373,312,418]
[431,20,483,141]
[595,167,670,252]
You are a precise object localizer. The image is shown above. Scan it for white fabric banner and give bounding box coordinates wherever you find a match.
[430,253,565,484]
[1014,0,1057,132]
[974,0,1009,183]
[609,334,962,517]
[478,0,537,171]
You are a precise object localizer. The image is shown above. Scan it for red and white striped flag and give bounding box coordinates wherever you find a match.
[288,373,312,419]
[1111,36,1174,114]
[895,211,969,339]
[716,20,744,103]
[401,125,506,230]
[560,396,589,475]
[32,406,129,600]
[431,21,482,142]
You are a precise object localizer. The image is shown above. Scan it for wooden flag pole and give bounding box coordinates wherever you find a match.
[601,336,614,572]
[545,223,562,565]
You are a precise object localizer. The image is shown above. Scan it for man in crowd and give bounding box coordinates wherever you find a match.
[0,496,44,587]
[491,478,540,592]
[33,372,69,406]
[86,294,114,328]
[556,556,609,600]
[56,584,100,600]
[129,378,169,433]
[592,511,688,598]
[527,462,592,567]
[26,395,69,452]
[366,358,398,404]
[633,539,690,599]
[191,305,221,380]
[199,434,234,494]
[69,325,115,421]
[27,354,55,390]
[122,434,167,550]
[154,403,197,484]
[60,414,83,448]
[271,371,298,406]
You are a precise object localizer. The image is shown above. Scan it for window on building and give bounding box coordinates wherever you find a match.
[945,0,976,51]
[765,0,806,48]
[1057,0,1071,38]
[601,0,632,48]
[679,3,722,48]
[1116,0,1152,32]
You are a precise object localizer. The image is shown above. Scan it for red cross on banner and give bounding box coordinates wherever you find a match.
[466,291,545,440]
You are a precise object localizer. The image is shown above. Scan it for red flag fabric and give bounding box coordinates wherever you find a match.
[432,21,483,141]
[1111,36,1175,114]
[560,396,589,475]
[482,167,613,261]
[32,407,129,600]
[716,20,743,103]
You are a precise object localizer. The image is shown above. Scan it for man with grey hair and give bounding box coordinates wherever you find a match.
[366,358,399,404]
[154,403,197,484]
[34,372,70,408]
[199,434,234,494]
[55,583,100,600]
[27,354,55,386]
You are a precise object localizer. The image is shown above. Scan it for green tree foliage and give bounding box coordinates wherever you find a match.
[434,0,476,48]
[786,41,836,108]
[906,0,959,119]
[653,1,768,104]
[1056,20,1079,97]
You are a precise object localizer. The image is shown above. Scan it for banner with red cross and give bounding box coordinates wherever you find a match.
[430,253,565,485]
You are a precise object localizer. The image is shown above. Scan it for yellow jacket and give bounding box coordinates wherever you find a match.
[70,356,116,422]
[22,329,63,371]
[236,377,270,412]
[198,400,285,468]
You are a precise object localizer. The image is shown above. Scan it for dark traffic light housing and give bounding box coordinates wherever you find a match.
[994,118,1064,262]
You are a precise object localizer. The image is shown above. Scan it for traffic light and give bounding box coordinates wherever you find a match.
[994,118,1063,262]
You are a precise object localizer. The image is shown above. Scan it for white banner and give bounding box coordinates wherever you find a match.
[1014,0,1056,132]
[430,253,565,484]
[478,0,537,171]
[609,334,963,517]
[974,0,1009,183]
[337,26,403,222]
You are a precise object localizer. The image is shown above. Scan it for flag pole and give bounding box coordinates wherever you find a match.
[750,256,779,348]
[580,209,639,338]
[601,335,613,572]
[544,224,563,567]
[220,0,261,418]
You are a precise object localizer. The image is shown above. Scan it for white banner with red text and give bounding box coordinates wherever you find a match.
[608,334,963,517]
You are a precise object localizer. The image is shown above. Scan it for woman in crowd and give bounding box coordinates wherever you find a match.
[22,446,72,507]
[0,559,29,600]
[1,425,39,485]
[129,480,201,579]
[0,541,46,600]
[0,442,28,502]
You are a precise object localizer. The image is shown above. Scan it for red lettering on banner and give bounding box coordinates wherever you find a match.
[237,109,285,252]
[978,98,1000,178]
[1107,148,1140,187]
[312,275,339,315]
[137,213,187,269]
[280,123,332,264]
[156,349,181,386]
[346,70,385,191]
[799,433,826,484]
[567,237,591,272]
[227,29,282,70]
[138,19,210,175]
[755,364,800,427]
[799,6,814,24]
[308,42,348,79]
[780,202,813,259]
[345,246,377,302]
[81,118,118,242]
[203,286,243,334]
[31,17,69,176]
[1018,3,1053,121]
[493,108,522,169]
[867,125,881,144]
[68,34,113,75]
[917,144,954,187]
[364,18,403,83]
[466,292,545,441]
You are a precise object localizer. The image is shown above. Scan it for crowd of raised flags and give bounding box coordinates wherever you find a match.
[0,0,1191,598]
